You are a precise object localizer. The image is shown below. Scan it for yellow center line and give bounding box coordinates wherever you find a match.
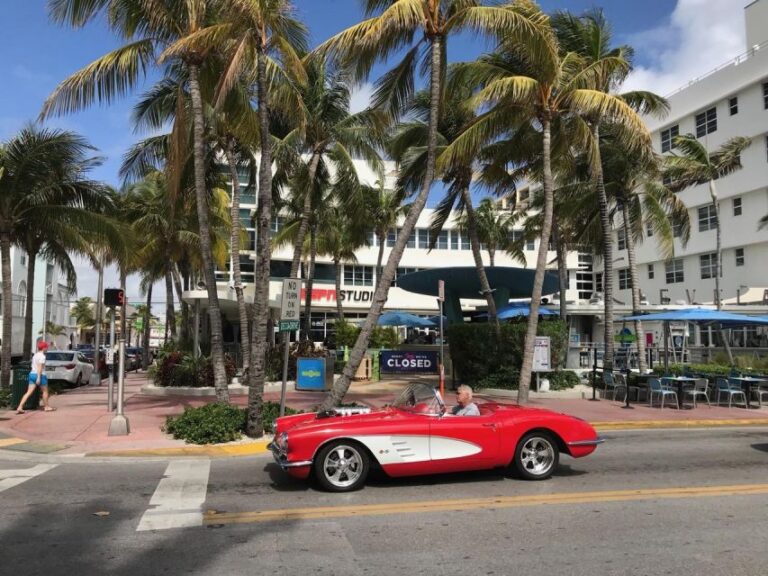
[0,438,27,448]
[203,483,768,526]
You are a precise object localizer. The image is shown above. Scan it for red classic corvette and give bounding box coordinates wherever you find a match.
[268,383,603,492]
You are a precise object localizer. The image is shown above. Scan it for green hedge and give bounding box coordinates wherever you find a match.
[448,319,568,388]
[164,401,302,444]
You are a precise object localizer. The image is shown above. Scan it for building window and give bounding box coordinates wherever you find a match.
[344,265,373,286]
[450,231,459,250]
[646,222,654,237]
[406,229,416,248]
[20,253,26,266]
[700,252,718,279]
[436,230,449,250]
[733,197,742,216]
[393,267,421,286]
[763,81,768,109]
[387,228,397,248]
[665,259,684,284]
[617,229,626,251]
[648,264,654,279]
[618,269,630,290]
[672,221,683,238]
[594,272,603,293]
[735,247,745,267]
[460,234,470,250]
[660,125,679,153]
[525,239,535,251]
[729,96,738,115]
[698,204,717,232]
[270,216,284,233]
[695,107,717,137]
[418,228,429,249]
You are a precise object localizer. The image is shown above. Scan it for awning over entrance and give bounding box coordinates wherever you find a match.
[396,267,559,324]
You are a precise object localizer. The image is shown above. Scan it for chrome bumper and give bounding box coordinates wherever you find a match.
[267,441,313,469]
[568,437,606,447]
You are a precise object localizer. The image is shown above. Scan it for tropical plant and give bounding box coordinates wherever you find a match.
[441,1,650,402]
[317,0,521,410]
[71,296,95,343]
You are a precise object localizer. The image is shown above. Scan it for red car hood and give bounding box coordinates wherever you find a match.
[275,408,402,436]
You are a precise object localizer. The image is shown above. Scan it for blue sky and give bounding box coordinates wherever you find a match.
[0,0,748,304]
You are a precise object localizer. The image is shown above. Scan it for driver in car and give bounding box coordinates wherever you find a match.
[450,384,480,416]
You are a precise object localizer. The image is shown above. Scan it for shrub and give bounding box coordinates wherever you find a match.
[335,319,360,348]
[265,341,330,382]
[370,326,398,348]
[546,370,581,390]
[153,352,236,387]
[476,365,520,390]
[260,401,301,434]
[0,386,10,408]
[164,403,246,444]
[447,320,567,387]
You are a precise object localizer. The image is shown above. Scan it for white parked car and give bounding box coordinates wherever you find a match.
[45,351,94,386]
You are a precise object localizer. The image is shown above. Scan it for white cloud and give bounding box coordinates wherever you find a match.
[349,82,374,113]
[623,0,746,96]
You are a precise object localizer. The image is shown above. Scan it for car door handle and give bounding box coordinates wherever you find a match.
[482,423,496,428]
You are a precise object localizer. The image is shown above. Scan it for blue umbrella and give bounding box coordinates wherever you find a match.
[378,311,435,328]
[497,304,559,320]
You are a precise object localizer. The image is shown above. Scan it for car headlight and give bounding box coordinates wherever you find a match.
[279,432,288,452]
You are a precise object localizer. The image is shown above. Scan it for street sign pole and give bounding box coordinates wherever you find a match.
[279,279,301,417]
[108,339,130,436]
[108,307,116,411]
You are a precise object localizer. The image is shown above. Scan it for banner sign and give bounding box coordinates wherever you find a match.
[380,350,439,374]
[532,336,551,372]
[296,357,328,391]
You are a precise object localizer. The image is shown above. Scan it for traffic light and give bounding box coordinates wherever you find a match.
[104,288,125,307]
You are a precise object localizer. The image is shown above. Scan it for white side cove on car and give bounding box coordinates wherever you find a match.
[348,435,482,465]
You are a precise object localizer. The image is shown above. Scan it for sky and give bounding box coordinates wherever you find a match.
[0,0,750,314]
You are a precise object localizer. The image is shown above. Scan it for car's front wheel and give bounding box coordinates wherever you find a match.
[314,441,370,492]
[513,432,559,481]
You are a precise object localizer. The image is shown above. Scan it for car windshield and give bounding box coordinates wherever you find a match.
[46,352,74,362]
[392,383,445,416]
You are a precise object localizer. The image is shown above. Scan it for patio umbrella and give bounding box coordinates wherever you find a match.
[378,311,435,328]
[497,304,559,320]
[620,308,768,372]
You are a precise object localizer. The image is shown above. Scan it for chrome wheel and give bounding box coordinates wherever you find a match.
[514,433,559,480]
[315,442,369,492]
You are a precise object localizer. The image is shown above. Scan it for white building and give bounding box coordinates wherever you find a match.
[0,248,75,359]
[614,0,768,310]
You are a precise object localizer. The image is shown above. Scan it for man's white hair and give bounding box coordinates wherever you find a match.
[456,384,473,399]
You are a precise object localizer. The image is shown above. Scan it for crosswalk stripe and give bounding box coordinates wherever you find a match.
[137,460,211,532]
[0,464,58,493]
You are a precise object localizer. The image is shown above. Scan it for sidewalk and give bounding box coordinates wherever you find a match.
[1,372,768,458]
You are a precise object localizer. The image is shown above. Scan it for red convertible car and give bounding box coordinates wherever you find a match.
[268,383,603,492]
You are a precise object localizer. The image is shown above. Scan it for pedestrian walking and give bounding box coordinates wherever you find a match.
[16,341,55,414]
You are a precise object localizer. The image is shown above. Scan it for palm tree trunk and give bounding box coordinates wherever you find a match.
[709,180,733,363]
[225,141,250,376]
[188,63,229,403]
[1,233,13,388]
[591,123,614,372]
[290,151,322,278]
[554,226,570,368]
[460,188,498,325]
[488,249,495,267]
[165,270,176,339]
[517,116,555,404]
[302,224,318,340]
[375,232,386,289]
[142,284,152,370]
[22,247,39,361]
[321,36,444,410]
[622,202,647,373]
[247,47,272,437]
[334,257,344,322]
[171,264,190,344]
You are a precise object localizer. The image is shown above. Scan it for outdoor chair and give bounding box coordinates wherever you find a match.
[613,372,627,402]
[602,372,618,400]
[715,378,747,408]
[648,378,678,409]
[685,378,711,408]
[751,383,768,408]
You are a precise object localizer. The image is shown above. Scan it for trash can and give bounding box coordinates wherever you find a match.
[11,363,40,411]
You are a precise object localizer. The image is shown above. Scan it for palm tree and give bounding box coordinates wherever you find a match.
[551,8,666,375]
[317,0,522,410]
[665,134,751,310]
[43,0,234,403]
[368,185,407,289]
[71,296,95,343]
[389,85,502,323]
[441,1,649,403]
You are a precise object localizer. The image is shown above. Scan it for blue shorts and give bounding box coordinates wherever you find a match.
[28,372,48,387]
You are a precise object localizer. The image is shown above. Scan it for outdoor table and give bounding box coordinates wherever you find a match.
[729,377,767,409]
[661,376,697,409]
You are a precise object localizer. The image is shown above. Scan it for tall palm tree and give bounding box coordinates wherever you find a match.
[43,0,233,403]
[456,198,516,267]
[441,1,649,402]
[317,0,523,410]
[0,126,111,387]
[71,296,95,344]
[552,8,666,374]
[368,185,407,289]
[388,86,501,323]
[665,134,751,310]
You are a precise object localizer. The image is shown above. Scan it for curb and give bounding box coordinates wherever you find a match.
[593,419,768,431]
[86,440,272,458]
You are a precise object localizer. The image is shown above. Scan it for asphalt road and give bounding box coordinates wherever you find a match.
[2,427,768,576]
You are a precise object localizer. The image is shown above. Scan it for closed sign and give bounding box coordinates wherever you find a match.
[380,351,439,374]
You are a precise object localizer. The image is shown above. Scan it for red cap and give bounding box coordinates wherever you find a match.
[37,341,49,351]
